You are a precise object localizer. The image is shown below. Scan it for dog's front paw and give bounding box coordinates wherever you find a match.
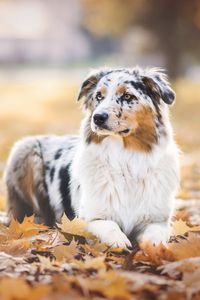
[138,222,169,245]
[87,220,132,249]
[102,228,132,249]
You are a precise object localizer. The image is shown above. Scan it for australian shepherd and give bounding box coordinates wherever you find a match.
[4,67,180,249]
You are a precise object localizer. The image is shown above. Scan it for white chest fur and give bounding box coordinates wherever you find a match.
[71,136,179,235]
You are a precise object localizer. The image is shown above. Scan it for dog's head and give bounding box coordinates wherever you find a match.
[77,67,175,152]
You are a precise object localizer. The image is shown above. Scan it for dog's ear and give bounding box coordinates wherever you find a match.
[142,69,175,105]
[77,69,109,102]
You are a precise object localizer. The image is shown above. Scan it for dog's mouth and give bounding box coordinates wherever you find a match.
[118,129,131,136]
[118,129,130,134]
[93,125,131,137]
[91,119,131,137]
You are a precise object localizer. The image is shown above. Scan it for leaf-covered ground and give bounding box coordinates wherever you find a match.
[0,73,200,300]
[1,207,200,300]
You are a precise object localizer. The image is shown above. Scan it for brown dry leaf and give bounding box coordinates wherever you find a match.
[0,278,30,300]
[83,241,108,257]
[0,239,31,256]
[98,271,132,300]
[74,255,107,271]
[135,242,174,265]
[70,270,132,300]
[171,219,200,236]
[54,239,78,262]
[37,255,59,272]
[9,216,48,238]
[0,216,48,243]
[57,214,93,239]
[51,274,90,300]
[160,257,200,280]
[183,269,200,298]
[125,271,186,299]
[32,231,60,252]
[27,285,51,300]
[0,277,51,300]
[0,223,18,241]
[174,209,189,222]
[0,216,49,256]
[169,232,200,260]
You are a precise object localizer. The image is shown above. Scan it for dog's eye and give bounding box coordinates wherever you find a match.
[122,93,132,101]
[96,92,103,101]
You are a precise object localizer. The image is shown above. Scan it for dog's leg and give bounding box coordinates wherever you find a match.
[87,219,132,249]
[6,185,33,223]
[137,222,170,245]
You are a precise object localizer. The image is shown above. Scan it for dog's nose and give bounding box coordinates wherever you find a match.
[93,112,108,126]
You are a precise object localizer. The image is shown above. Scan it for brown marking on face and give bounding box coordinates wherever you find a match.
[100,85,107,97]
[123,106,157,152]
[116,85,126,96]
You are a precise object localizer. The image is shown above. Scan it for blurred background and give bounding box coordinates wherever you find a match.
[0,0,200,209]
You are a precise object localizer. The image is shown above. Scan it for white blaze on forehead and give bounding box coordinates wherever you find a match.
[98,72,124,98]
[97,71,141,101]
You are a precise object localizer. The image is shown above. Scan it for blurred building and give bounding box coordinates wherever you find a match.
[0,0,91,64]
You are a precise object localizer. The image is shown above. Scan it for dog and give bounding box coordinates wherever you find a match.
[4,67,180,248]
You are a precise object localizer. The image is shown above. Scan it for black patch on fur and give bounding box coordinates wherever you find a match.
[54,149,62,160]
[130,80,163,125]
[161,90,175,105]
[130,81,148,97]
[116,111,122,118]
[35,140,56,227]
[50,167,55,182]
[59,164,75,220]
[67,145,74,151]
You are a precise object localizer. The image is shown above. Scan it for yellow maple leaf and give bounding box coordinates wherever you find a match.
[0,277,51,300]
[171,219,200,236]
[169,233,200,260]
[69,270,132,300]
[54,239,78,262]
[0,239,30,256]
[0,278,30,300]
[74,255,107,271]
[7,216,48,239]
[57,214,93,239]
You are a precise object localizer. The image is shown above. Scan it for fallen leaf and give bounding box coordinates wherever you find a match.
[74,255,107,271]
[54,239,78,262]
[69,270,132,300]
[0,278,31,300]
[160,257,200,279]
[171,219,200,236]
[169,232,200,260]
[0,239,30,256]
[57,214,93,240]
[9,216,48,238]
[135,242,174,265]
